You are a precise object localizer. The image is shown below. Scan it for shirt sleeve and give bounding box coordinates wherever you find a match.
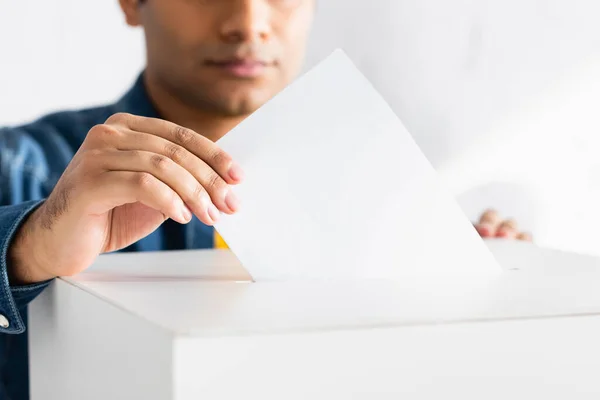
[0,200,52,334]
[0,123,74,334]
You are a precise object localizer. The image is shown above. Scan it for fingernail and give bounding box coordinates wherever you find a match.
[207,203,220,223]
[181,205,192,222]
[224,189,240,212]
[496,229,515,238]
[228,162,245,182]
[476,224,491,237]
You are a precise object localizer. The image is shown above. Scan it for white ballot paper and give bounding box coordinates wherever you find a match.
[215,50,501,283]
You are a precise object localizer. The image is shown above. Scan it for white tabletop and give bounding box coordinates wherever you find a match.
[63,240,600,337]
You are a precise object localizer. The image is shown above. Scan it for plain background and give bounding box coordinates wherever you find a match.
[1,0,600,255]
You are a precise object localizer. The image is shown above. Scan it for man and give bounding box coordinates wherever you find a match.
[0,1,529,398]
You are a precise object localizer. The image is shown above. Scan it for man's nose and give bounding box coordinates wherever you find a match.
[219,0,272,44]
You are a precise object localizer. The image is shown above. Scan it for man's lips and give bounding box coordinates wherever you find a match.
[205,59,272,78]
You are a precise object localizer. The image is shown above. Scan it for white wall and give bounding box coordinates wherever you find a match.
[308,0,600,255]
[0,0,144,125]
[2,0,600,255]
[308,0,600,167]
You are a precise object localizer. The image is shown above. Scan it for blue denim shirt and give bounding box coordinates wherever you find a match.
[0,74,217,400]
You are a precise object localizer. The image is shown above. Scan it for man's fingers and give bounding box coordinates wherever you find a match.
[108,132,239,214]
[109,114,243,185]
[476,209,532,242]
[479,209,501,226]
[98,171,191,225]
[496,219,519,239]
[476,209,502,237]
[474,223,494,237]
[98,150,220,225]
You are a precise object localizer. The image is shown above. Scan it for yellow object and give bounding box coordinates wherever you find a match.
[214,231,229,249]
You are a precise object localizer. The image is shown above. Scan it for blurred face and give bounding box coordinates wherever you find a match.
[121,0,315,117]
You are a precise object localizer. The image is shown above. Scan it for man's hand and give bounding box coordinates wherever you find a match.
[8,113,243,285]
[474,209,532,241]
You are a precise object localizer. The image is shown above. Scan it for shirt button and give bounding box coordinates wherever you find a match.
[0,315,9,329]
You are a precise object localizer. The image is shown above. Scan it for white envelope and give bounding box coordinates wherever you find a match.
[215,50,501,283]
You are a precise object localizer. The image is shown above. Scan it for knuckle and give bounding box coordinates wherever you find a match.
[165,144,187,164]
[88,124,120,143]
[105,112,132,125]
[128,149,142,159]
[191,183,207,200]
[172,126,194,145]
[135,172,155,189]
[150,154,171,171]
[210,149,232,169]
[206,171,225,191]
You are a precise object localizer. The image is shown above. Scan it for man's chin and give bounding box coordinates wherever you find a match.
[189,82,276,116]
[216,94,273,117]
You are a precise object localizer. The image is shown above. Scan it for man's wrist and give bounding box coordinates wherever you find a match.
[8,208,55,286]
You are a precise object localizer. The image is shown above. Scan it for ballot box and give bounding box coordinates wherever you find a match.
[29,240,600,400]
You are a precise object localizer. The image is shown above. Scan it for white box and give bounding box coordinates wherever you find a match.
[29,241,600,399]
